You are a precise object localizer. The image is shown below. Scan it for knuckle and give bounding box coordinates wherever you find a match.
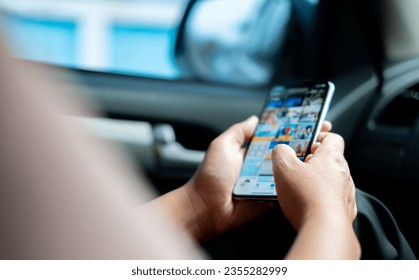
[353,204,358,219]
[336,135,345,150]
[209,137,221,149]
[330,149,345,164]
[331,133,345,148]
[326,133,345,149]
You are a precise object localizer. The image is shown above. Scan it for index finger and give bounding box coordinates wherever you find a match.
[321,120,332,132]
[311,132,345,158]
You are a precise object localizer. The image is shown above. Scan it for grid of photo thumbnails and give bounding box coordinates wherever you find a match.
[235,89,325,195]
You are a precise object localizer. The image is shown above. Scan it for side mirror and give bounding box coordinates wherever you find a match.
[174,0,305,86]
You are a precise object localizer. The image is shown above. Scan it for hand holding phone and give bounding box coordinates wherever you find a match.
[233,81,335,200]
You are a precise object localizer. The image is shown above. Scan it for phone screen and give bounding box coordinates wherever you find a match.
[233,82,334,200]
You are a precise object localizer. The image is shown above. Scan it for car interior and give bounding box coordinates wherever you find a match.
[1,0,418,259]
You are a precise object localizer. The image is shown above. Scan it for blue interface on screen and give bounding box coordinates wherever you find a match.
[234,87,326,196]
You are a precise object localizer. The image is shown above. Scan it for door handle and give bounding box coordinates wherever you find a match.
[153,124,205,169]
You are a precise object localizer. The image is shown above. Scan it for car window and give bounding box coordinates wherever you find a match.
[0,0,320,86]
[0,0,187,79]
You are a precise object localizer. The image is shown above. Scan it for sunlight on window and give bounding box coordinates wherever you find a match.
[0,0,320,85]
[0,0,186,78]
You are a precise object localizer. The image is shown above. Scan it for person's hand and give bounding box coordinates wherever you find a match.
[272,132,357,231]
[152,117,333,243]
[184,116,274,241]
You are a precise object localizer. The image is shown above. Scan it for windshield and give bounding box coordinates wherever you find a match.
[0,0,320,86]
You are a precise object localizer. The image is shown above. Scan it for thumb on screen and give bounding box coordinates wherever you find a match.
[272,144,303,187]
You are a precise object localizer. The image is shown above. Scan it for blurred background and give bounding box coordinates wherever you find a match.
[0,0,185,79]
[1,0,419,259]
[0,0,323,86]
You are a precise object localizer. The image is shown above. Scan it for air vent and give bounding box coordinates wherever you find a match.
[377,87,419,127]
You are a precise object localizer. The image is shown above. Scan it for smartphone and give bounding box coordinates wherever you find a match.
[233,81,335,200]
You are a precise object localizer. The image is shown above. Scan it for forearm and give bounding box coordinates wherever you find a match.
[142,184,215,243]
[285,211,361,260]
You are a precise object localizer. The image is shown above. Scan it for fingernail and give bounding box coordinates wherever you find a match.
[305,154,313,163]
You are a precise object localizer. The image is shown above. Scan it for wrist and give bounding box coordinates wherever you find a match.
[302,204,353,228]
[308,207,361,254]
[183,182,218,243]
[291,208,361,259]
